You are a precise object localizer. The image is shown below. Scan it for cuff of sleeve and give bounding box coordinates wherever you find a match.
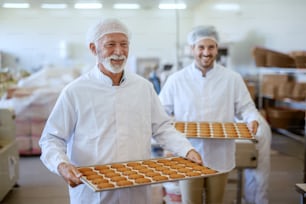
[178,146,194,158]
[53,158,70,175]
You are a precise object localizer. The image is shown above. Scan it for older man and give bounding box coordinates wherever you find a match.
[39,18,202,204]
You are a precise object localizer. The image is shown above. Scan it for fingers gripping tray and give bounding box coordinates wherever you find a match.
[78,157,219,192]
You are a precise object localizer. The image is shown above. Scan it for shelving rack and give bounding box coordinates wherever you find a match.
[258,67,306,182]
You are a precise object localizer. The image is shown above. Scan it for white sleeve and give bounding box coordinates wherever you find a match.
[234,75,260,123]
[159,76,175,115]
[39,90,76,175]
[152,87,193,157]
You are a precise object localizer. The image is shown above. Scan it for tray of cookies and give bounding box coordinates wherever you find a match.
[78,157,219,192]
[174,122,256,141]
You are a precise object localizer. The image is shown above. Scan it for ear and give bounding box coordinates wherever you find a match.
[190,45,195,54]
[89,43,97,55]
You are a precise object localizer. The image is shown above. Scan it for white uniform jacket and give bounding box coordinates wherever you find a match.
[159,62,260,172]
[39,66,194,204]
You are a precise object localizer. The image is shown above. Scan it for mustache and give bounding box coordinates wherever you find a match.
[109,55,126,60]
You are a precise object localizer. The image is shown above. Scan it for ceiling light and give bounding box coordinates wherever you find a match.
[213,3,240,11]
[74,3,102,9]
[41,3,67,9]
[113,3,140,9]
[158,3,186,10]
[2,3,30,8]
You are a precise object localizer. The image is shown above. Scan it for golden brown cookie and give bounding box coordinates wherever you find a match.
[121,170,137,176]
[116,180,133,187]
[128,174,144,179]
[131,165,146,170]
[138,168,154,174]
[161,169,177,175]
[94,165,110,171]
[142,160,157,166]
[169,173,185,179]
[86,174,101,180]
[200,168,218,174]
[81,171,97,176]
[154,166,169,172]
[144,172,161,177]
[186,171,201,177]
[127,162,141,167]
[177,167,191,173]
[78,167,93,173]
[104,172,120,178]
[110,176,127,182]
[152,175,168,181]
[110,163,126,169]
[97,169,115,174]
[91,178,109,185]
[97,182,115,189]
[134,178,151,184]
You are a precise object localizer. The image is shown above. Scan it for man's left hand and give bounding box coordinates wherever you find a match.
[186,149,203,165]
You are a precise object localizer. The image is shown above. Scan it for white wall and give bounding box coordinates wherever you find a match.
[0,8,193,72]
[193,0,306,76]
[0,0,305,75]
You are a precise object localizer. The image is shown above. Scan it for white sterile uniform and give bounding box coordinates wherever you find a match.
[39,66,194,204]
[159,62,260,172]
[243,114,271,204]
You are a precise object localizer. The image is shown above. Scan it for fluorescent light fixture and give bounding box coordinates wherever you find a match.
[41,3,67,9]
[74,3,102,9]
[2,3,30,8]
[213,3,240,11]
[159,3,186,10]
[113,3,140,9]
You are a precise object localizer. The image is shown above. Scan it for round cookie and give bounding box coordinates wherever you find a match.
[128,174,144,179]
[169,173,185,179]
[152,175,168,181]
[110,176,127,182]
[127,162,141,167]
[145,172,161,177]
[97,182,114,189]
[116,180,133,187]
[186,171,201,177]
[110,163,126,169]
[91,178,109,185]
[135,178,151,184]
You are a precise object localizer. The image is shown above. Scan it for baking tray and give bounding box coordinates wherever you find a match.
[78,157,219,192]
[174,122,256,141]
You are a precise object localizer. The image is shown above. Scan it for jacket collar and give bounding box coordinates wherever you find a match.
[93,65,126,86]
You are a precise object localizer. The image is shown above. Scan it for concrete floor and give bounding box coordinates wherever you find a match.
[0,131,304,204]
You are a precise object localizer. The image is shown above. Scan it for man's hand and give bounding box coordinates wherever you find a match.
[58,162,83,187]
[185,149,203,165]
[247,120,259,134]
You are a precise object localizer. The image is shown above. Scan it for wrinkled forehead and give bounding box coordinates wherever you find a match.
[100,33,129,43]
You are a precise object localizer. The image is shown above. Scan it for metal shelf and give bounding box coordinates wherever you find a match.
[257,67,306,183]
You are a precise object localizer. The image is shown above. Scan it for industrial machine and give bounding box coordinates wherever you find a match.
[0,109,19,201]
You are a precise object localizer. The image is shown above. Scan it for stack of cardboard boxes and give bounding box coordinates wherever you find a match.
[260,74,305,129]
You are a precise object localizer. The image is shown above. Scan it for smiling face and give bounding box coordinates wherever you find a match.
[90,33,129,74]
[192,38,218,70]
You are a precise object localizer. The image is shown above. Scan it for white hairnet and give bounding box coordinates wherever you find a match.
[86,18,130,45]
[187,25,219,45]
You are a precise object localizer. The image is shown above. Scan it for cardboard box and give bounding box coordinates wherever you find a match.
[267,107,304,129]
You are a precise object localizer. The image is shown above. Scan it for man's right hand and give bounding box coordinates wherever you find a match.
[57,162,83,187]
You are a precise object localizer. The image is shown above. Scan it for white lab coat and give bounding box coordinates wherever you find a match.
[243,115,271,204]
[39,66,194,204]
[159,62,260,172]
